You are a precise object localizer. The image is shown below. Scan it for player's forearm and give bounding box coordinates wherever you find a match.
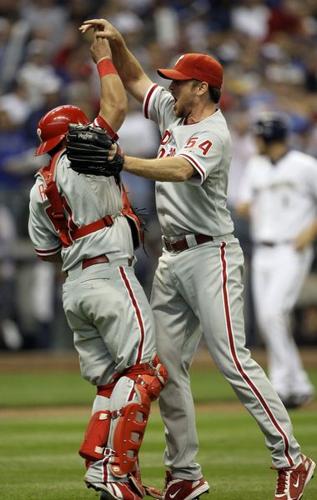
[99,71,128,131]
[110,37,143,84]
[109,38,151,101]
[91,37,128,131]
[123,155,195,182]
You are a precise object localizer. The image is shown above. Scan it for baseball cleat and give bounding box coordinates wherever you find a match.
[86,479,143,499]
[163,471,210,500]
[273,454,315,500]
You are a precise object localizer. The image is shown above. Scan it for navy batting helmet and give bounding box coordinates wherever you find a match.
[252,113,289,143]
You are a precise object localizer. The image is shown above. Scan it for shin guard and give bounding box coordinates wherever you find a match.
[109,358,168,478]
[79,410,111,461]
[110,399,150,477]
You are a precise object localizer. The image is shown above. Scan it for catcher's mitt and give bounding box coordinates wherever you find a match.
[66,124,124,176]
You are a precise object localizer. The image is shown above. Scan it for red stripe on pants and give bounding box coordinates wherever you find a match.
[220,242,293,467]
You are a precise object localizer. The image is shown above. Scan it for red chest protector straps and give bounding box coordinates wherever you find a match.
[39,150,114,247]
[39,150,143,249]
[121,183,144,249]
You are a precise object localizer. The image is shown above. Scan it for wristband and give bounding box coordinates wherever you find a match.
[97,58,117,78]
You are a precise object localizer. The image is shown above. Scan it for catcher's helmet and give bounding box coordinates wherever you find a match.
[252,113,288,143]
[35,105,90,156]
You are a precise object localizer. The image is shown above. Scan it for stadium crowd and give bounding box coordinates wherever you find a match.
[0,0,317,350]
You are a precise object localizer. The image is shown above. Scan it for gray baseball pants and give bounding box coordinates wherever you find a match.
[151,236,301,479]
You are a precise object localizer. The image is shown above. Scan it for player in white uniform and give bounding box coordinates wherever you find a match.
[28,35,167,500]
[79,19,315,500]
[237,113,317,409]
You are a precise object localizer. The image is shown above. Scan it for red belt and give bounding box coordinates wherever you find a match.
[82,255,110,269]
[163,234,213,253]
[81,254,133,270]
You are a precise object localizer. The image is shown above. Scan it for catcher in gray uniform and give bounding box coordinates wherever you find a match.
[68,19,316,500]
[28,34,167,500]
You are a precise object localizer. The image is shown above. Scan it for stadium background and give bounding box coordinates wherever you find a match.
[0,2,316,498]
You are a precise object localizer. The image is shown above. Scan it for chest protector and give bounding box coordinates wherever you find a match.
[38,150,144,249]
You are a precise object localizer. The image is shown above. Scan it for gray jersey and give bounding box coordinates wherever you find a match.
[28,151,134,271]
[143,84,234,237]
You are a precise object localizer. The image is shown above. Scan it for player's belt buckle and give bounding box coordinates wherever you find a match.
[163,234,213,253]
[163,237,187,252]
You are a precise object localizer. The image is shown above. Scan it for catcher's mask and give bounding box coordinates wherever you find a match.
[252,112,289,144]
[35,105,90,156]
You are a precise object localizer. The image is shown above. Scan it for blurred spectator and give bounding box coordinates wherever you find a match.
[0,108,32,189]
[67,0,99,25]
[266,0,307,39]
[231,0,270,40]
[0,79,31,126]
[18,39,61,109]
[26,75,63,144]
[0,17,11,69]
[20,0,67,52]
[304,50,317,92]
[11,252,58,349]
[227,112,257,209]
[154,1,180,49]
[0,204,22,350]
[0,18,30,92]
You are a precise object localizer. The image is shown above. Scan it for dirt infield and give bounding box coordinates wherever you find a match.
[0,347,316,372]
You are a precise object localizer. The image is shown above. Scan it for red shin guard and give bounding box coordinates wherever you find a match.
[79,410,111,461]
[110,399,150,477]
[109,358,168,477]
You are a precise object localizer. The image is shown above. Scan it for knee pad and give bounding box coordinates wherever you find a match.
[125,355,168,403]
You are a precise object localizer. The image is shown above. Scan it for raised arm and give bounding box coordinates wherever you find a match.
[90,35,128,132]
[81,19,153,103]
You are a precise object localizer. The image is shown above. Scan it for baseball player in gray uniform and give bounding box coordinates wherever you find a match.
[77,19,316,500]
[237,113,316,409]
[28,35,167,500]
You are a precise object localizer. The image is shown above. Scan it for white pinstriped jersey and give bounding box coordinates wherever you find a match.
[238,150,317,243]
[143,84,234,238]
[28,118,134,271]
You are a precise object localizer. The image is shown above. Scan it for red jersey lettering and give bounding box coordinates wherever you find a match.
[198,140,212,156]
[185,136,198,148]
[38,184,47,202]
[161,130,172,145]
[184,136,213,156]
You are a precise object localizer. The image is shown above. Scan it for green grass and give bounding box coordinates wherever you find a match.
[2,365,317,407]
[0,362,316,499]
[0,372,94,407]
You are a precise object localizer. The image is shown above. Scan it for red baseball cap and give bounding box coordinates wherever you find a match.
[157,53,223,88]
